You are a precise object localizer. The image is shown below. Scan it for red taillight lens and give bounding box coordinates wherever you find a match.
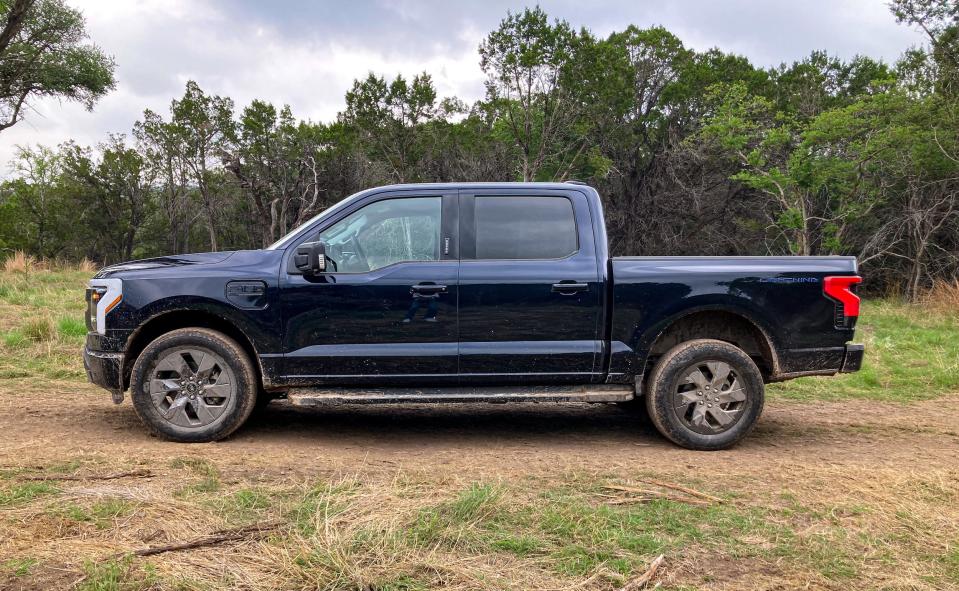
[824,276,862,317]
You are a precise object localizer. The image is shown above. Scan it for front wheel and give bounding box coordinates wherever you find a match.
[645,339,764,450]
[130,328,259,442]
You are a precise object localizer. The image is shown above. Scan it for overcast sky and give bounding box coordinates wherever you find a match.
[0,0,927,174]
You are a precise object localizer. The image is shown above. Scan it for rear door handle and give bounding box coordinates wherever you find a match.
[411,283,447,295]
[551,281,589,295]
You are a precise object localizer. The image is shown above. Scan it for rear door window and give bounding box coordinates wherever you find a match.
[474,196,577,260]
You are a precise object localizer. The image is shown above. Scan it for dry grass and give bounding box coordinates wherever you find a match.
[1,457,957,590]
[921,279,959,315]
[76,258,98,273]
[2,250,33,273]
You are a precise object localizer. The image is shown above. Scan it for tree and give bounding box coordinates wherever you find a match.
[479,7,592,181]
[343,73,443,183]
[224,101,329,246]
[143,81,235,251]
[6,144,67,257]
[891,0,959,94]
[61,136,156,262]
[0,0,115,133]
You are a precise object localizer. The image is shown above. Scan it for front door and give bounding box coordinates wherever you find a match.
[457,188,603,384]
[279,191,458,386]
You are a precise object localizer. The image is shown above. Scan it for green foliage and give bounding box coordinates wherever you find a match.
[0,0,115,133]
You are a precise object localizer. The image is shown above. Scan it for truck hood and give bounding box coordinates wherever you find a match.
[94,251,238,278]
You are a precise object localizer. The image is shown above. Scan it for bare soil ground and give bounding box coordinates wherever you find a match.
[2,381,958,590]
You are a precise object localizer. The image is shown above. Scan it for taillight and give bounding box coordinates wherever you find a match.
[824,276,862,325]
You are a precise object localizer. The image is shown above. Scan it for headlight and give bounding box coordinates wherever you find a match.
[86,279,122,335]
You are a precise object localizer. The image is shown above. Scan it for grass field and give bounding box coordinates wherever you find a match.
[0,268,957,590]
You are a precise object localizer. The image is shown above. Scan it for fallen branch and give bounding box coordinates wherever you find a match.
[117,521,283,558]
[605,494,710,507]
[20,469,153,482]
[617,554,664,591]
[620,479,724,503]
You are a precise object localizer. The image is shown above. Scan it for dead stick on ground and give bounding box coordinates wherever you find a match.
[20,469,153,482]
[638,479,723,503]
[606,495,710,507]
[113,521,283,559]
[617,554,664,591]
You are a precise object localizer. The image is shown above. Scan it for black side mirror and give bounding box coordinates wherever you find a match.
[294,241,327,275]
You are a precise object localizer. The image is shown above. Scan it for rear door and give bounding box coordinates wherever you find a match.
[457,188,603,384]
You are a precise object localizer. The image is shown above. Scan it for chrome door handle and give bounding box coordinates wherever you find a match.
[552,281,588,295]
[411,283,447,294]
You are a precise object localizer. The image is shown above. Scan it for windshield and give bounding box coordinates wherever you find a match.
[265,190,367,250]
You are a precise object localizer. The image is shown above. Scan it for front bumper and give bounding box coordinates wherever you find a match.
[840,343,864,373]
[83,347,124,403]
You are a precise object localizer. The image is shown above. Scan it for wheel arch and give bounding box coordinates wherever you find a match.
[122,309,264,392]
[639,306,780,383]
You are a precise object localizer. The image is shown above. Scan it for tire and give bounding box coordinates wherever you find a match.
[645,339,764,450]
[130,328,259,443]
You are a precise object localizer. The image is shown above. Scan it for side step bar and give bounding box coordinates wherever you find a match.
[287,384,634,406]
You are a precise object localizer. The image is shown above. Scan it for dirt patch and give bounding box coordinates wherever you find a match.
[2,382,958,590]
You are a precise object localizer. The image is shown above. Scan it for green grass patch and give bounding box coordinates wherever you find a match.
[0,482,58,507]
[409,482,502,547]
[57,315,88,338]
[171,457,220,497]
[291,479,360,536]
[2,557,39,578]
[53,498,136,529]
[77,556,157,591]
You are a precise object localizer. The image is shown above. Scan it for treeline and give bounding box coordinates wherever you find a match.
[2,2,958,297]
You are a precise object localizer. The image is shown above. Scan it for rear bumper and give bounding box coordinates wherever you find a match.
[774,343,865,380]
[83,347,124,402]
[840,343,864,373]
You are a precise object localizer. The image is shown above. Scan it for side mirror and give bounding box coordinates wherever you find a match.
[294,241,327,275]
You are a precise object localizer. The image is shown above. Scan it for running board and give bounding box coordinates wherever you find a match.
[287,384,634,406]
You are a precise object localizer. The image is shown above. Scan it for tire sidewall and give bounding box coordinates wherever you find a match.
[646,339,764,450]
[130,329,258,443]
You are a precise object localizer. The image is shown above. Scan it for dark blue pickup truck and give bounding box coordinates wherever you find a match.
[83,182,863,449]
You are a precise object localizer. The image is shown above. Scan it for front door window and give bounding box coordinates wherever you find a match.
[318,197,441,273]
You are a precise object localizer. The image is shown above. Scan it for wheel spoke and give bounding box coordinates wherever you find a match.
[192,399,218,424]
[689,403,709,427]
[707,406,739,427]
[684,368,710,390]
[163,395,189,420]
[706,361,731,387]
[195,353,217,381]
[676,390,700,407]
[154,355,184,376]
[204,383,232,399]
[715,386,746,404]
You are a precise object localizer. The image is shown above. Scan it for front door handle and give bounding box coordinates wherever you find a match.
[552,281,589,295]
[411,283,447,295]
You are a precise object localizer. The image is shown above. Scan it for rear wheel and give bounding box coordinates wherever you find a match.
[645,339,764,450]
[130,328,258,442]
